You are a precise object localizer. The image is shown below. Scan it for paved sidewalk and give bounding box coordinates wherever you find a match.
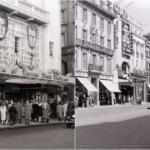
[0,118,64,131]
[76,101,150,111]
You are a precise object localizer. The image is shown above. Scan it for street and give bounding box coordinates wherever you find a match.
[0,124,74,149]
[76,103,150,149]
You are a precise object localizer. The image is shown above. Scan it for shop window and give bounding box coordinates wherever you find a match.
[49,41,53,57]
[82,53,87,69]
[15,37,19,53]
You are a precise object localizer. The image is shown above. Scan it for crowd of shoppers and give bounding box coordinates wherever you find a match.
[0,99,69,126]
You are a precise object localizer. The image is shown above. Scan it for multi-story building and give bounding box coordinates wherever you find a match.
[61,0,75,101]
[144,33,150,102]
[0,0,74,104]
[113,5,146,103]
[75,0,121,106]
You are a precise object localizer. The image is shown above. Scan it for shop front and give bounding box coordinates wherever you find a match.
[76,77,98,106]
[99,79,121,105]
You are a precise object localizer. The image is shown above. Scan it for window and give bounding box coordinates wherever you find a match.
[107,59,111,73]
[147,62,149,69]
[92,13,96,26]
[100,36,104,46]
[147,51,148,57]
[136,60,138,67]
[116,21,118,30]
[100,57,104,71]
[75,51,77,68]
[149,63,150,70]
[100,0,103,7]
[61,1,65,7]
[75,4,77,18]
[61,11,65,23]
[107,39,111,49]
[91,33,96,44]
[100,18,104,30]
[107,3,111,11]
[82,30,87,41]
[92,54,96,65]
[141,61,142,68]
[132,59,134,66]
[15,37,19,53]
[149,76,150,83]
[61,33,65,47]
[49,42,53,57]
[108,21,111,33]
[83,8,87,22]
[82,53,87,69]
[75,26,77,39]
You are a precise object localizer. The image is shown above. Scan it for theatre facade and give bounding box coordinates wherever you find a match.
[0,0,74,104]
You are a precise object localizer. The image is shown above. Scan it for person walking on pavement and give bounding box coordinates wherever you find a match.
[0,102,7,124]
[14,101,22,124]
[82,94,87,108]
[63,100,68,118]
[139,94,142,105]
[5,101,12,125]
[25,100,33,126]
[57,102,64,121]
[42,101,50,123]
[51,100,58,118]
[9,103,18,126]
[34,101,39,122]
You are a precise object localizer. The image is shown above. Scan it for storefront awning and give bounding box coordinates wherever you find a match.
[77,77,98,92]
[100,80,121,93]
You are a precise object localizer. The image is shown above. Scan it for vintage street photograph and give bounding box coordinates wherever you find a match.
[0,0,75,149]
[75,0,150,149]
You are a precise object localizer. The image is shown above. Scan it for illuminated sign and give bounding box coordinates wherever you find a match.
[122,22,130,54]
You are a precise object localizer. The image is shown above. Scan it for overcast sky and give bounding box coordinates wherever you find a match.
[114,0,150,34]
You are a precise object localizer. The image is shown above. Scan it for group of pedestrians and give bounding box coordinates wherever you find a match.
[129,95,142,105]
[75,93,94,108]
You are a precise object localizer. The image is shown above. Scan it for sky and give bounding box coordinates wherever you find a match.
[114,0,150,34]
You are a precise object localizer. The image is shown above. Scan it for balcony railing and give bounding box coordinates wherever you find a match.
[77,0,116,19]
[1,0,50,23]
[88,64,103,72]
[76,38,114,56]
[132,69,146,77]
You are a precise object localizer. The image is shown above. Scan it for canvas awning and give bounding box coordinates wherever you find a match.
[100,80,121,93]
[77,77,98,92]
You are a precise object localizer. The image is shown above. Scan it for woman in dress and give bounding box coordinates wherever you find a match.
[42,101,50,123]
[0,102,7,124]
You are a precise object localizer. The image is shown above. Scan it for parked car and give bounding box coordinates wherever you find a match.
[65,101,75,128]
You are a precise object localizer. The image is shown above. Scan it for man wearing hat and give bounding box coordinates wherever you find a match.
[9,103,18,125]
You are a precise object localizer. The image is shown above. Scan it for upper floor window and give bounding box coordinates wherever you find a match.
[49,41,53,57]
[82,30,87,41]
[107,3,111,11]
[61,11,65,23]
[91,33,96,44]
[75,26,77,39]
[75,4,77,18]
[100,17,104,30]
[100,0,103,7]
[136,60,138,67]
[61,33,65,47]
[108,21,111,33]
[107,59,111,73]
[92,54,96,65]
[147,62,149,69]
[149,62,150,70]
[100,56,104,71]
[75,51,77,68]
[82,53,87,69]
[92,13,96,26]
[83,8,87,22]
[15,37,19,53]
[116,21,119,30]
[100,36,104,46]
[107,39,111,49]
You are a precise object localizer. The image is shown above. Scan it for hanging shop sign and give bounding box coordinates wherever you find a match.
[114,25,118,50]
[0,11,8,41]
[122,22,130,54]
[27,23,37,49]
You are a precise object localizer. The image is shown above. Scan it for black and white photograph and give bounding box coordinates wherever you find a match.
[0,0,150,149]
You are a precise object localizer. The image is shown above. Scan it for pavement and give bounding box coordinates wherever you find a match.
[0,124,74,149]
[0,118,64,131]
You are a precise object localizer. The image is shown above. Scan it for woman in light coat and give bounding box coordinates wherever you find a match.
[0,102,7,124]
[63,101,68,118]
[57,102,64,121]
